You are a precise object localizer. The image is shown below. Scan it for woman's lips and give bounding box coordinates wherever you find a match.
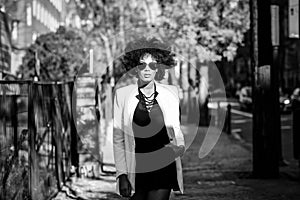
[144,74,151,78]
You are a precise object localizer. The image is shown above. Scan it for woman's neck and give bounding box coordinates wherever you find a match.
[138,80,155,96]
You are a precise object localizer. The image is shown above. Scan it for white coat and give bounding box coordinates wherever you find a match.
[113,81,185,195]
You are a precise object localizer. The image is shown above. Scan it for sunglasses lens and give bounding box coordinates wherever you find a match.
[149,63,157,70]
[137,63,146,70]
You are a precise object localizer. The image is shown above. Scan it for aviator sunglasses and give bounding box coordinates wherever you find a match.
[136,62,158,70]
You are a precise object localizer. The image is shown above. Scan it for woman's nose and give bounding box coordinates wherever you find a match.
[144,64,151,70]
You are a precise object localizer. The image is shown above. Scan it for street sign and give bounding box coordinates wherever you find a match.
[289,0,299,38]
[257,65,271,89]
[76,76,96,106]
[271,5,280,46]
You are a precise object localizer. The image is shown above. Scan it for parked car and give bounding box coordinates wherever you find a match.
[238,86,252,111]
[238,86,291,113]
[279,95,292,113]
[291,87,300,109]
[291,88,300,101]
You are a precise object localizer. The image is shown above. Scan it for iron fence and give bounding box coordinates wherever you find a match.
[0,80,78,200]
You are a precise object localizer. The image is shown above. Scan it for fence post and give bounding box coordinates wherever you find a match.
[70,81,79,177]
[12,95,18,157]
[52,84,64,190]
[227,104,232,135]
[28,82,38,200]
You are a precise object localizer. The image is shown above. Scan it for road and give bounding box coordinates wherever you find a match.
[230,106,298,167]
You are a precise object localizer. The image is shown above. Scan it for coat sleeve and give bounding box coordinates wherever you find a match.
[113,89,128,178]
[171,86,185,148]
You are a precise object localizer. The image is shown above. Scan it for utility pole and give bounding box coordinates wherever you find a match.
[250,0,280,178]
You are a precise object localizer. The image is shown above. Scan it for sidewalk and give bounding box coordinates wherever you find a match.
[53,124,300,200]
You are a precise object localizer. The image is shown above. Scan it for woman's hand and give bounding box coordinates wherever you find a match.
[119,174,132,198]
[165,143,185,158]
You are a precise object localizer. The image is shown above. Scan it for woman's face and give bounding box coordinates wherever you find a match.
[136,53,158,83]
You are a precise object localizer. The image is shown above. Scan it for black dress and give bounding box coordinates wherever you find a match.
[132,90,179,191]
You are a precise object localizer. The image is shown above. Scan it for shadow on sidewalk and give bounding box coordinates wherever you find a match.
[175,125,300,200]
[53,125,300,200]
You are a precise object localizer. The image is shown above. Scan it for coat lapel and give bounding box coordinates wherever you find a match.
[126,84,139,137]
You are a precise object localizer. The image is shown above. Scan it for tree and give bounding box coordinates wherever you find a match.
[73,0,160,79]
[157,0,249,62]
[73,0,250,86]
[18,26,87,81]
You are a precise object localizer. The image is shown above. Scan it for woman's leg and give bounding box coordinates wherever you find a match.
[147,189,171,200]
[130,189,147,200]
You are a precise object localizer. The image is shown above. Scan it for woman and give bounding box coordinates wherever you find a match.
[113,37,185,200]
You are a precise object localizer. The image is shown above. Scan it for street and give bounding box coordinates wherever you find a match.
[231,106,299,169]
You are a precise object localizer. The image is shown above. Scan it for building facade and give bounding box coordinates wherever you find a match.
[283,0,300,91]
[9,0,67,74]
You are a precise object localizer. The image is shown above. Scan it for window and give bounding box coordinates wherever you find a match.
[32,32,37,41]
[50,15,54,30]
[37,2,41,21]
[12,21,18,40]
[58,0,62,12]
[46,11,50,29]
[26,4,32,26]
[40,6,44,25]
[33,0,36,17]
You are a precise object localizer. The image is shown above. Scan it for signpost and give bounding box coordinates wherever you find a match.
[251,0,280,178]
[289,0,299,38]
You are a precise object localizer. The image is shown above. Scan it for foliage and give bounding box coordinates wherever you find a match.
[0,0,18,14]
[18,26,88,81]
[72,0,250,81]
[0,131,30,200]
[73,0,161,77]
[157,0,250,62]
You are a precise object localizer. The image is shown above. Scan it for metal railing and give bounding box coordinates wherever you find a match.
[0,80,78,200]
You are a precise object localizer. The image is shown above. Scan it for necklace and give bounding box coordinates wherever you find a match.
[138,84,157,112]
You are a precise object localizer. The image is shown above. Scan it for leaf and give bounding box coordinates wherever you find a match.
[18,26,87,81]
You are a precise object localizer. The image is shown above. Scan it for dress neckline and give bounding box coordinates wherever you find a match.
[136,83,158,112]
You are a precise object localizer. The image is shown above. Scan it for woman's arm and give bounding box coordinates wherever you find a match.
[113,90,128,178]
[173,86,185,148]
[165,85,186,156]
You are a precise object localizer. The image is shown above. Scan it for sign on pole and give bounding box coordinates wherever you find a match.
[271,5,280,46]
[289,0,299,38]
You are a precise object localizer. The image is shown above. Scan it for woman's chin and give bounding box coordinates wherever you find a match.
[139,79,153,84]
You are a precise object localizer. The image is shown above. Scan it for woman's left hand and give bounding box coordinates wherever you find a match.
[165,143,185,158]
